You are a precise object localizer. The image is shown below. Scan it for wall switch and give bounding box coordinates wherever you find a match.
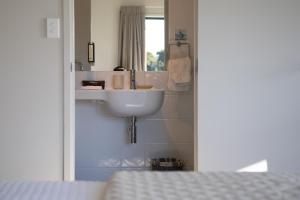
[47,18,60,38]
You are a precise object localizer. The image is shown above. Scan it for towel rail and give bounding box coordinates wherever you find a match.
[169,41,189,47]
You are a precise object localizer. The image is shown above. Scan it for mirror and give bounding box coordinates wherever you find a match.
[75,0,166,71]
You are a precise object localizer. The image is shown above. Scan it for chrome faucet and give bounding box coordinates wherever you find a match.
[130,66,136,89]
[75,61,85,71]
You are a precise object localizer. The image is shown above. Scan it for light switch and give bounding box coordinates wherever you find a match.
[47,18,60,39]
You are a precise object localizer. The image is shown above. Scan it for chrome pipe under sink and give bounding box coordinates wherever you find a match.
[128,116,137,144]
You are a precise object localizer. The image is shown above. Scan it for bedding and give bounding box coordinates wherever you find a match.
[1,172,300,200]
[0,181,106,200]
[104,172,300,200]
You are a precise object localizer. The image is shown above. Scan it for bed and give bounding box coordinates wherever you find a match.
[0,181,107,200]
[1,172,300,200]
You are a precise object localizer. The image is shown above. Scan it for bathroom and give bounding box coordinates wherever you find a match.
[75,0,197,181]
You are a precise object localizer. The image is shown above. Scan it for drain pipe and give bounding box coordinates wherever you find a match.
[128,116,137,144]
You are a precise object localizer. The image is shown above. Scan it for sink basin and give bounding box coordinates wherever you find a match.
[105,89,164,117]
[75,88,165,117]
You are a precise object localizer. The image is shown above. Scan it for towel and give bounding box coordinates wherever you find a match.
[168,57,192,91]
[81,86,103,90]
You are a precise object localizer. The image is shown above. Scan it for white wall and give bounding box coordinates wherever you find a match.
[198,0,300,172]
[0,0,63,180]
[91,0,164,71]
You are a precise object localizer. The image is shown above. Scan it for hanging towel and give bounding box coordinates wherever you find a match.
[168,57,192,91]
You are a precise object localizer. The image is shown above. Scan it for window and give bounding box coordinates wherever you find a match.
[145,17,165,71]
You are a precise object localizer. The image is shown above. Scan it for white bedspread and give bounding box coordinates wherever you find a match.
[104,172,300,200]
[1,172,300,200]
[0,181,106,200]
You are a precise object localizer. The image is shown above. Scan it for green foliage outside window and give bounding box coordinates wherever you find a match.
[147,50,165,71]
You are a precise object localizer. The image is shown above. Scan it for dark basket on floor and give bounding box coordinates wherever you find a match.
[151,158,184,171]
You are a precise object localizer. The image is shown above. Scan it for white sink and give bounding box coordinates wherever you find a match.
[75,88,165,117]
[105,89,164,117]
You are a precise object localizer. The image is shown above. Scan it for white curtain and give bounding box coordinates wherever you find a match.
[118,6,145,71]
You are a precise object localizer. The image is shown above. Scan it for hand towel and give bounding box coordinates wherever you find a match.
[168,57,192,91]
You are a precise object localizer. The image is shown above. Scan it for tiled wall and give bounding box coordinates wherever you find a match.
[75,71,194,181]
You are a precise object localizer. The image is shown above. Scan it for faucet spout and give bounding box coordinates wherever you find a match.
[130,66,136,90]
[75,61,85,71]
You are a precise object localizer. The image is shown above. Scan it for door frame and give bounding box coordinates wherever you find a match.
[63,0,75,181]
[193,0,199,171]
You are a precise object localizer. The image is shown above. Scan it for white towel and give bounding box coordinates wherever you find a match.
[168,57,192,91]
[81,86,103,90]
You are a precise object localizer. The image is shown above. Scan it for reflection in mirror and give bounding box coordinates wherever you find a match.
[75,0,165,71]
[146,17,165,71]
[118,6,145,71]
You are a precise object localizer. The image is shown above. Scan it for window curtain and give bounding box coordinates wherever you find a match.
[118,6,145,71]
